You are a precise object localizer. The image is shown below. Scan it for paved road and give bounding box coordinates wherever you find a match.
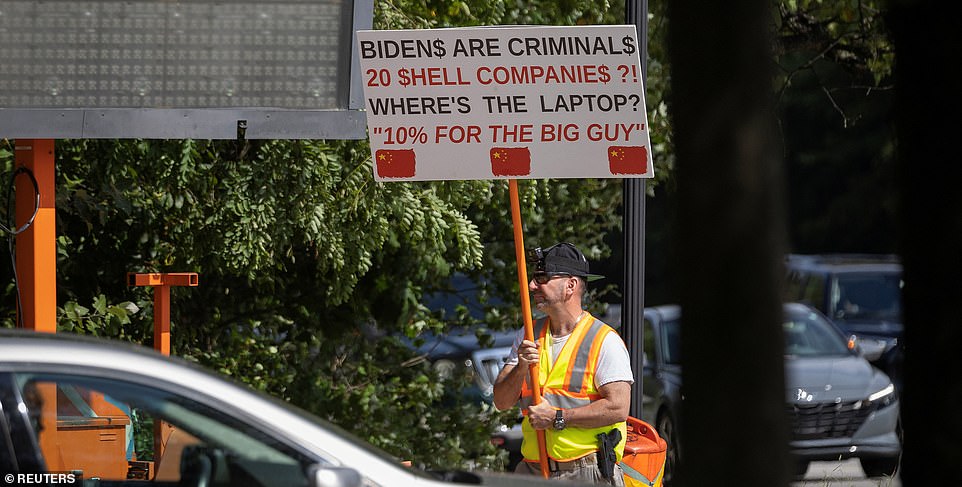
[794,459,901,487]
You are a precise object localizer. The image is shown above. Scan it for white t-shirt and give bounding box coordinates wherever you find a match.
[504,319,634,388]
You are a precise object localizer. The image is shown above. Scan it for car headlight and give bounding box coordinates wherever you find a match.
[867,383,896,409]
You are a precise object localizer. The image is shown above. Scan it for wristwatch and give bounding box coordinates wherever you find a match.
[553,409,566,430]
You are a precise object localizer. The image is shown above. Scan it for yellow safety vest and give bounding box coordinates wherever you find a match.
[519,313,628,463]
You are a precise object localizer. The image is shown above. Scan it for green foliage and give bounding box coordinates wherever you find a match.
[772,0,894,121]
[374,0,620,29]
[132,410,156,461]
[58,295,140,337]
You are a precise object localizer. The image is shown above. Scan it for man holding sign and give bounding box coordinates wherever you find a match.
[493,243,633,485]
[357,25,651,483]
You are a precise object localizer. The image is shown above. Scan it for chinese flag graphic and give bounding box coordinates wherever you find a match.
[490,147,531,177]
[607,146,648,175]
[375,149,417,178]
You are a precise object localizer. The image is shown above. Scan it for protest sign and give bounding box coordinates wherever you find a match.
[357,25,653,181]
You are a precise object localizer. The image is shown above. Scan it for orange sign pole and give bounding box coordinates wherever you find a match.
[508,179,550,478]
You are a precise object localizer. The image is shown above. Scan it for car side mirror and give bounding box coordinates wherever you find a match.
[308,465,363,487]
[180,445,229,487]
[848,334,885,362]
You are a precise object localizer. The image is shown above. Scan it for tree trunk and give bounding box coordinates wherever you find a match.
[888,0,962,483]
[667,0,790,485]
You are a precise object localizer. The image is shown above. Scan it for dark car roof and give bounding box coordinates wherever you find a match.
[785,254,902,273]
[646,303,828,322]
[407,326,517,359]
[644,304,681,322]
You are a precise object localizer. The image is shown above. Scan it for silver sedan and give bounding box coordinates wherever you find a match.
[0,329,581,487]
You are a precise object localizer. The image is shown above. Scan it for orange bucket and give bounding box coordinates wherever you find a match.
[621,416,667,487]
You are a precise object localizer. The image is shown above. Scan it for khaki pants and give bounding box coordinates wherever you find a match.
[515,455,626,486]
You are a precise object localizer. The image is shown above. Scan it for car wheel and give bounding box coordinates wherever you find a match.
[657,412,679,486]
[861,457,900,478]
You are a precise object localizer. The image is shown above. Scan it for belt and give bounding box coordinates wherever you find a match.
[545,453,597,472]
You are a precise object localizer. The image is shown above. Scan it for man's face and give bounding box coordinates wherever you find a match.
[529,272,574,310]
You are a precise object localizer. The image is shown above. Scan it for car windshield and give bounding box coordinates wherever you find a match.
[657,309,849,362]
[661,319,683,365]
[830,273,902,322]
[783,310,851,357]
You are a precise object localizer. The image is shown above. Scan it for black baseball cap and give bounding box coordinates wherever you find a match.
[529,242,605,282]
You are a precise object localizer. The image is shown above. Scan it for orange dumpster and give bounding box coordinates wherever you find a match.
[621,416,667,487]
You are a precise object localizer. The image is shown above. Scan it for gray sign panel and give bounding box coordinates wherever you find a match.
[0,0,371,139]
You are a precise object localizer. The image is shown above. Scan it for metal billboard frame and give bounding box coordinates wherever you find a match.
[0,0,372,140]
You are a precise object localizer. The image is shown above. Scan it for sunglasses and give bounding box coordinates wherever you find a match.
[531,272,572,285]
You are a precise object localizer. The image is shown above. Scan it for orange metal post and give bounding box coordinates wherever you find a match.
[126,273,200,356]
[154,285,171,356]
[127,272,198,464]
[14,140,60,470]
[14,139,57,333]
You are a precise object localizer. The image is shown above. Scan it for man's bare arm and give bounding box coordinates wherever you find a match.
[493,339,539,411]
[526,381,631,430]
[493,362,525,411]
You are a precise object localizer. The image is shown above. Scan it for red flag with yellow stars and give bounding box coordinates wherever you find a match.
[374,149,417,178]
[607,146,648,175]
[490,147,531,177]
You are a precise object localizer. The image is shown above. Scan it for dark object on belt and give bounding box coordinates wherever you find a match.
[596,428,622,480]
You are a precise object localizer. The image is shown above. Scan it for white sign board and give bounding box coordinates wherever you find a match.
[357,25,652,181]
